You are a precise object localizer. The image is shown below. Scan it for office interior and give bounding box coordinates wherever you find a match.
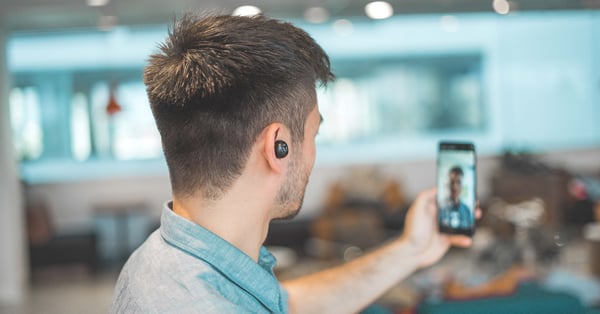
[1,0,600,313]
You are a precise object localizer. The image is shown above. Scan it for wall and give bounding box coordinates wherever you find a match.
[497,12,598,149]
[0,29,27,304]
[26,175,171,229]
[306,11,600,165]
[10,11,600,232]
[593,11,600,140]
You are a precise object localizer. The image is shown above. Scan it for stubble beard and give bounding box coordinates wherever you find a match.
[273,154,310,221]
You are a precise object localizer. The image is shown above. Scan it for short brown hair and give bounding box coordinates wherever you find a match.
[449,166,464,176]
[144,14,334,199]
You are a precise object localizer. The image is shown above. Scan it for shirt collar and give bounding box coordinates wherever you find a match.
[159,203,286,313]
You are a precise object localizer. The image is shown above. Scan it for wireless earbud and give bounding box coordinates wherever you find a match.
[274,140,289,159]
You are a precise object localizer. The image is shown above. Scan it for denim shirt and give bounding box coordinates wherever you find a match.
[439,200,473,229]
[111,203,289,313]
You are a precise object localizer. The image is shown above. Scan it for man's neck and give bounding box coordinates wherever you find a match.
[172,191,273,262]
[170,140,284,262]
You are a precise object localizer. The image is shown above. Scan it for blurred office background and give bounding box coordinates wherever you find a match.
[1,0,600,313]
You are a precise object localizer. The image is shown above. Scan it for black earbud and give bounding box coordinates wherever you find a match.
[274,140,289,159]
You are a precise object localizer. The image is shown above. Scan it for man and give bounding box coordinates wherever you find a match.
[111,14,476,313]
[440,166,473,229]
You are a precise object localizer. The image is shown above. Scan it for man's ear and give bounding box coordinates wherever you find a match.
[261,123,290,174]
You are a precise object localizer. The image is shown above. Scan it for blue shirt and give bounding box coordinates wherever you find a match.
[111,203,289,313]
[440,200,473,229]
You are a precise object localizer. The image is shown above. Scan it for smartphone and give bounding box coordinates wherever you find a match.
[437,141,476,236]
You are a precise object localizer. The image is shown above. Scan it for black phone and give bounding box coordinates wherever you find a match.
[437,141,476,236]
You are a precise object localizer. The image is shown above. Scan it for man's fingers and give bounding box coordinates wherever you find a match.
[418,188,437,204]
[449,235,473,248]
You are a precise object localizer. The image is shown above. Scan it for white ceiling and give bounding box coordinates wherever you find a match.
[1,0,597,32]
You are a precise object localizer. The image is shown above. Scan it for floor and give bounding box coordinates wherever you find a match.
[0,268,117,314]
[1,235,598,314]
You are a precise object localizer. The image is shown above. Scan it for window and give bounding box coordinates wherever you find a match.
[317,54,484,145]
[89,80,162,160]
[71,92,91,161]
[9,86,43,161]
[10,70,162,163]
[10,55,483,164]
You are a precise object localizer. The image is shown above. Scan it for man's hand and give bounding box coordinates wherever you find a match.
[284,188,481,314]
[401,188,480,268]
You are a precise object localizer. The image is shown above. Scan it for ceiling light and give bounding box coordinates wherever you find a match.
[365,1,394,20]
[232,5,262,17]
[493,0,510,14]
[86,0,110,7]
[304,6,329,24]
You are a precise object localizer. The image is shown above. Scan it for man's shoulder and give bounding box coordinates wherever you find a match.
[458,201,471,212]
[111,224,288,313]
[111,231,238,313]
[113,229,216,286]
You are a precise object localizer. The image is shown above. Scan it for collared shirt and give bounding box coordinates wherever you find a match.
[440,200,473,229]
[110,203,289,313]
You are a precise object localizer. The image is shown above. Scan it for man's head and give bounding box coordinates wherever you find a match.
[448,166,464,202]
[144,14,333,201]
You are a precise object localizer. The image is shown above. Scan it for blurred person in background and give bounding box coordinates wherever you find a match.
[440,166,473,230]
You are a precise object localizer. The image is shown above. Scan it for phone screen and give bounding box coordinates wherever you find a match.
[437,141,476,236]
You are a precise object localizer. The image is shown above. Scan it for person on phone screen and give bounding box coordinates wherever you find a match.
[440,166,473,229]
[110,13,478,313]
